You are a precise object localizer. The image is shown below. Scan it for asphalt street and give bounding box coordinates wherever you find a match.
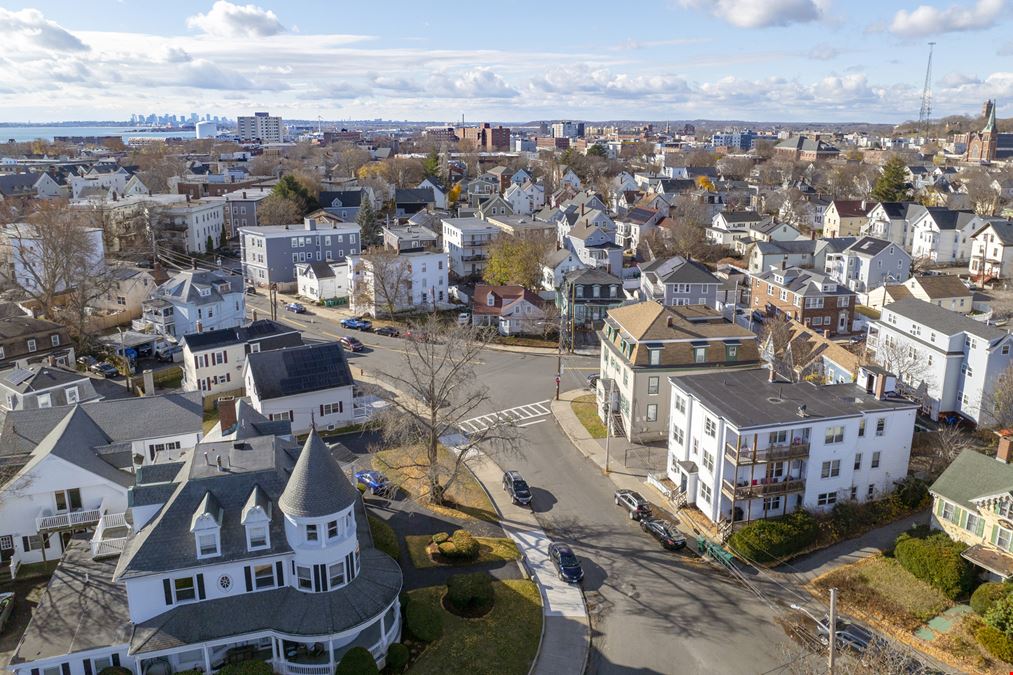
[247,296,791,674]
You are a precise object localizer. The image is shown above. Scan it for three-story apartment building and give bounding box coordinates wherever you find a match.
[667,366,917,526]
[182,320,303,396]
[823,236,911,293]
[751,267,857,336]
[141,269,245,338]
[638,256,721,306]
[240,219,361,288]
[441,217,500,278]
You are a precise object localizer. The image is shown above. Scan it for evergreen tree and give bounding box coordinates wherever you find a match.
[356,198,380,246]
[871,156,909,203]
[587,144,607,158]
[206,235,215,253]
[422,150,440,178]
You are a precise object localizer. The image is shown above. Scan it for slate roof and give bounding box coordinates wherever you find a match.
[154,269,243,307]
[755,267,854,298]
[930,449,1013,510]
[624,207,659,225]
[883,298,1007,341]
[648,257,719,285]
[395,188,435,204]
[0,172,42,197]
[245,342,353,400]
[720,211,767,224]
[753,240,819,256]
[563,267,622,286]
[919,207,978,231]
[279,431,360,518]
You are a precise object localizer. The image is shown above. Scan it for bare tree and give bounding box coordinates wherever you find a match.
[257,194,304,226]
[927,425,977,473]
[372,316,517,504]
[350,248,413,318]
[870,337,932,407]
[960,167,1001,216]
[330,143,372,178]
[981,362,1013,429]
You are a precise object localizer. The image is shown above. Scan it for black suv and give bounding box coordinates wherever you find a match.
[502,470,533,506]
[640,517,686,550]
[614,489,652,520]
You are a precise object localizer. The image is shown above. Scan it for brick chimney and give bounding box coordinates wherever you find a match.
[218,397,238,431]
[997,430,1013,464]
[874,372,887,400]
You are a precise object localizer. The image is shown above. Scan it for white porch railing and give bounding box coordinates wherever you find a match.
[90,508,131,558]
[279,664,331,675]
[36,506,103,532]
[9,558,21,580]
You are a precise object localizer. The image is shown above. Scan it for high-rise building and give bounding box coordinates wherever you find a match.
[237,112,283,144]
[195,121,218,139]
[455,123,510,151]
[551,121,584,139]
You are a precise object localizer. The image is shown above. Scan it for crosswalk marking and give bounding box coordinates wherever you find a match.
[460,400,551,434]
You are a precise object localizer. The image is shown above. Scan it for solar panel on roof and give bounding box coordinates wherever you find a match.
[4,367,34,386]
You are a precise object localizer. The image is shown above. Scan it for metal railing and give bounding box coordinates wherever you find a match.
[724,441,810,465]
[721,477,805,500]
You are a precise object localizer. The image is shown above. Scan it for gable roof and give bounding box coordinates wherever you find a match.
[884,298,1007,341]
[972,218,1013,245]
[908,275,971,299]
[245,342,353,399]
[472,285,544,316]
[279,430,360,518]
[830,200,870,218]
[605,300,754,342]
[319,190,364,208]
[845,237,896,257]
[930,449,1013,510]
[182,319,301,352]
[720,211,767,224]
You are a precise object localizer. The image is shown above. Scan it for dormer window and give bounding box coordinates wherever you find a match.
[197,532,220,558]
[306,523,319,542]
[487,293,495,307]
[191,492,223,559]
[247,525,269,550]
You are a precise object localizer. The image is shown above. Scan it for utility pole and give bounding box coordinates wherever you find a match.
[828,587,838,675]
[604,378,613,474]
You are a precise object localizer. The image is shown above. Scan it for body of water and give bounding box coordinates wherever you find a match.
[0,125,197,143]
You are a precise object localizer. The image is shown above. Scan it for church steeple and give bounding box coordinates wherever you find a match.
[983,99,997,133]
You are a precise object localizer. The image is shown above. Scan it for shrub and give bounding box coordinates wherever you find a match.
[977,623,1013,663]
[217,661,273,675]
[437,541,458,557]
[726,511,820,564]
[97,669,132,675]
[972,582,1013,616]
[987,593,1013,637]
[335,647,378,675]
[405,598,443,642]
[449,529,479,559]
[446,572,494,613]
[357,483,368,494]
[384,643,410,673]
[368,514,400,561]
[894,527,975,599]
[432,532,450,545]
[892,477,930,510]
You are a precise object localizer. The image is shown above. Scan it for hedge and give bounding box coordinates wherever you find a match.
[433,530,479,560]
[405,598,443,642]
[97,669,131,675]
[432,532,450,545]
[384,643,410,673]
[446,572,494,613]
[217,661,273,675]
[972,582,1013,616]
[335,647,378,675]
[986,593,1013,637]
[894,527,975,599]
[977,623,1013,663]
[367,514,400,561]
[727,511,820,564]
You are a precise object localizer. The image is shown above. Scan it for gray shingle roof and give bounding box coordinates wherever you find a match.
[246,342,353,400]
[845,237,894,257]
[279,431,360,518]
[972,218,1013,245]
[930,449,1013,510]
[182,319,300,352]
[883,298,1008,341]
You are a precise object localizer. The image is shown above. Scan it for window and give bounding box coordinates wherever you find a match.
[875,418,885,436]
[50,334,60,346]
[824,425,844,444]
[966,513,983,535]
[26,338,36,352]
[648,348,661,366]
[37,393,52,409]
[321,402,344,415]
[850,486,858,500]
[692,438,699,455]
[328,561,345,588]
[66,386,79,404]
[725,344,738,360]
[858,419,866,437]
[700,483,712,504]
[704,417,716,437]
[702,451,714,472]
[995,526,1013,552]
[674,396,686,413]
[296,565,313,590]
[854,453,862,470]
[248,525,269,550]
[173,576,197,602]
[269,411,291,422]
[821,460,840,478]
[253,563,275,589]
[817,492,837,506]
[306,524,319,542]
[646,404,658,422]
[197,533,219,558]
[327,520,340,539]
[867,484,875,498]
[648,376,659,395]
[672,427,684,445]
[769,429,788,445]
[693,347,707,363]
[54,488,82,512]
[763,496,781,511]
[871,451,881,469]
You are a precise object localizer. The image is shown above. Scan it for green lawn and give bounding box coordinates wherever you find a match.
[404,535,519,569]
[571,394,606,438]
[406,580,542,675]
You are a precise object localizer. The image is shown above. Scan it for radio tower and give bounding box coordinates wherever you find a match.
[918,42,936,133]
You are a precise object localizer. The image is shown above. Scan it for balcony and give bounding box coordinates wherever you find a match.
[721,477,805,500]
[461,254,487,262]
[90,511,131,559]
[724,441,810,465]
[36,505,104,532]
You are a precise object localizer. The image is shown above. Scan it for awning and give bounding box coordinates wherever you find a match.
[962,544,1013,579]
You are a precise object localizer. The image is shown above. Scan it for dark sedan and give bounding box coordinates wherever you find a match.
[640,517,687,550]
[375,326,399,338]
[339,336,365,352]
[548,543,584,583]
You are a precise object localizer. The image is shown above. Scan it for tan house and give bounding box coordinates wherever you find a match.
[930,439,1013,580]
[822,200,870,238]
[597,301,760,442]
[866,275,973,314]
[762,320,862,384]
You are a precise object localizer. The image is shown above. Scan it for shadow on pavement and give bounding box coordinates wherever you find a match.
[530,486,557,514]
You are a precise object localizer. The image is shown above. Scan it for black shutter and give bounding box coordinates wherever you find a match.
[275,560,284,586]
[31,669,40,675]
[163,578,173,605]
[61,663,70,675]
[312,564,321,593]
[22,536,29,552]
[346,553,354,580]
[112,655,120,668]
[84,661,93,675]
[196,573,206,600]
[244,566,253,592]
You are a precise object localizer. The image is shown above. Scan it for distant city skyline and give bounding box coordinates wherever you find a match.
[0,0,1009,124]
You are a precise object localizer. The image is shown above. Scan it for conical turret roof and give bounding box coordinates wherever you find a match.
[279,430,359,518]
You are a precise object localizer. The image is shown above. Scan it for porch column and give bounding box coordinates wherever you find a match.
[202,646,212,675]
[327,639,335,673]
[269,637,278,671]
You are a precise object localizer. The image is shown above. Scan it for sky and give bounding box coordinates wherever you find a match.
[0,0,1010,124]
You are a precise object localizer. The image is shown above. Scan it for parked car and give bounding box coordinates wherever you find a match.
[502,470,533,506]
[548,543,584,583]
[285,302,306,314]
[457,312,471,326]
[155,344,183,362]
[375,326,400,338]
[354,470,389,495]
[339,336,364,352]
[245,286,257,295]
[614,489,652,520]
[89,362,119,378]
[586,373,600,389]
[77,355,98,369]
[816,616,878,654]
[640,517,686,550]
[340,318,373,331]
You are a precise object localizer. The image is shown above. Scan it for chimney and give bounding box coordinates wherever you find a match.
[810,230,816,240]
[822,329,830,338]
[997,431,1013,464]
[203,450,210,465]
[195,320,203,333]
[252,309,258,322]
[874,372,887,400]
[242,191,247,199]
[218,396,238,431]
[768,366,776,383]
[215,455,223,471]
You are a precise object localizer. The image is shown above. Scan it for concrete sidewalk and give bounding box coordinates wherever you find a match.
[470,454,590,675]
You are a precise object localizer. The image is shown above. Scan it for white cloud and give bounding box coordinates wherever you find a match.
[528,66,691,99]
[678,0,825,28]
[889,0,1005,37]
[186,1,284,37]
[428,69,518,98]
[160,46,193,63]
[807,45,840,60]
[0,8,88,52]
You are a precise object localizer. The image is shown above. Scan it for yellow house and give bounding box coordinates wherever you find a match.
[822,200,870,238]
[929,440,1013,580]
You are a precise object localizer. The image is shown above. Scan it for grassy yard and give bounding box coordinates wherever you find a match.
[404,535,520,569]
[373,445,498,524]
[406,579,542,675]
[812,556,952,630]
[202,409,219,434]
[571,394,606,438]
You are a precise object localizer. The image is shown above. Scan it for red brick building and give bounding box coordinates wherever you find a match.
[751,267,856,336]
